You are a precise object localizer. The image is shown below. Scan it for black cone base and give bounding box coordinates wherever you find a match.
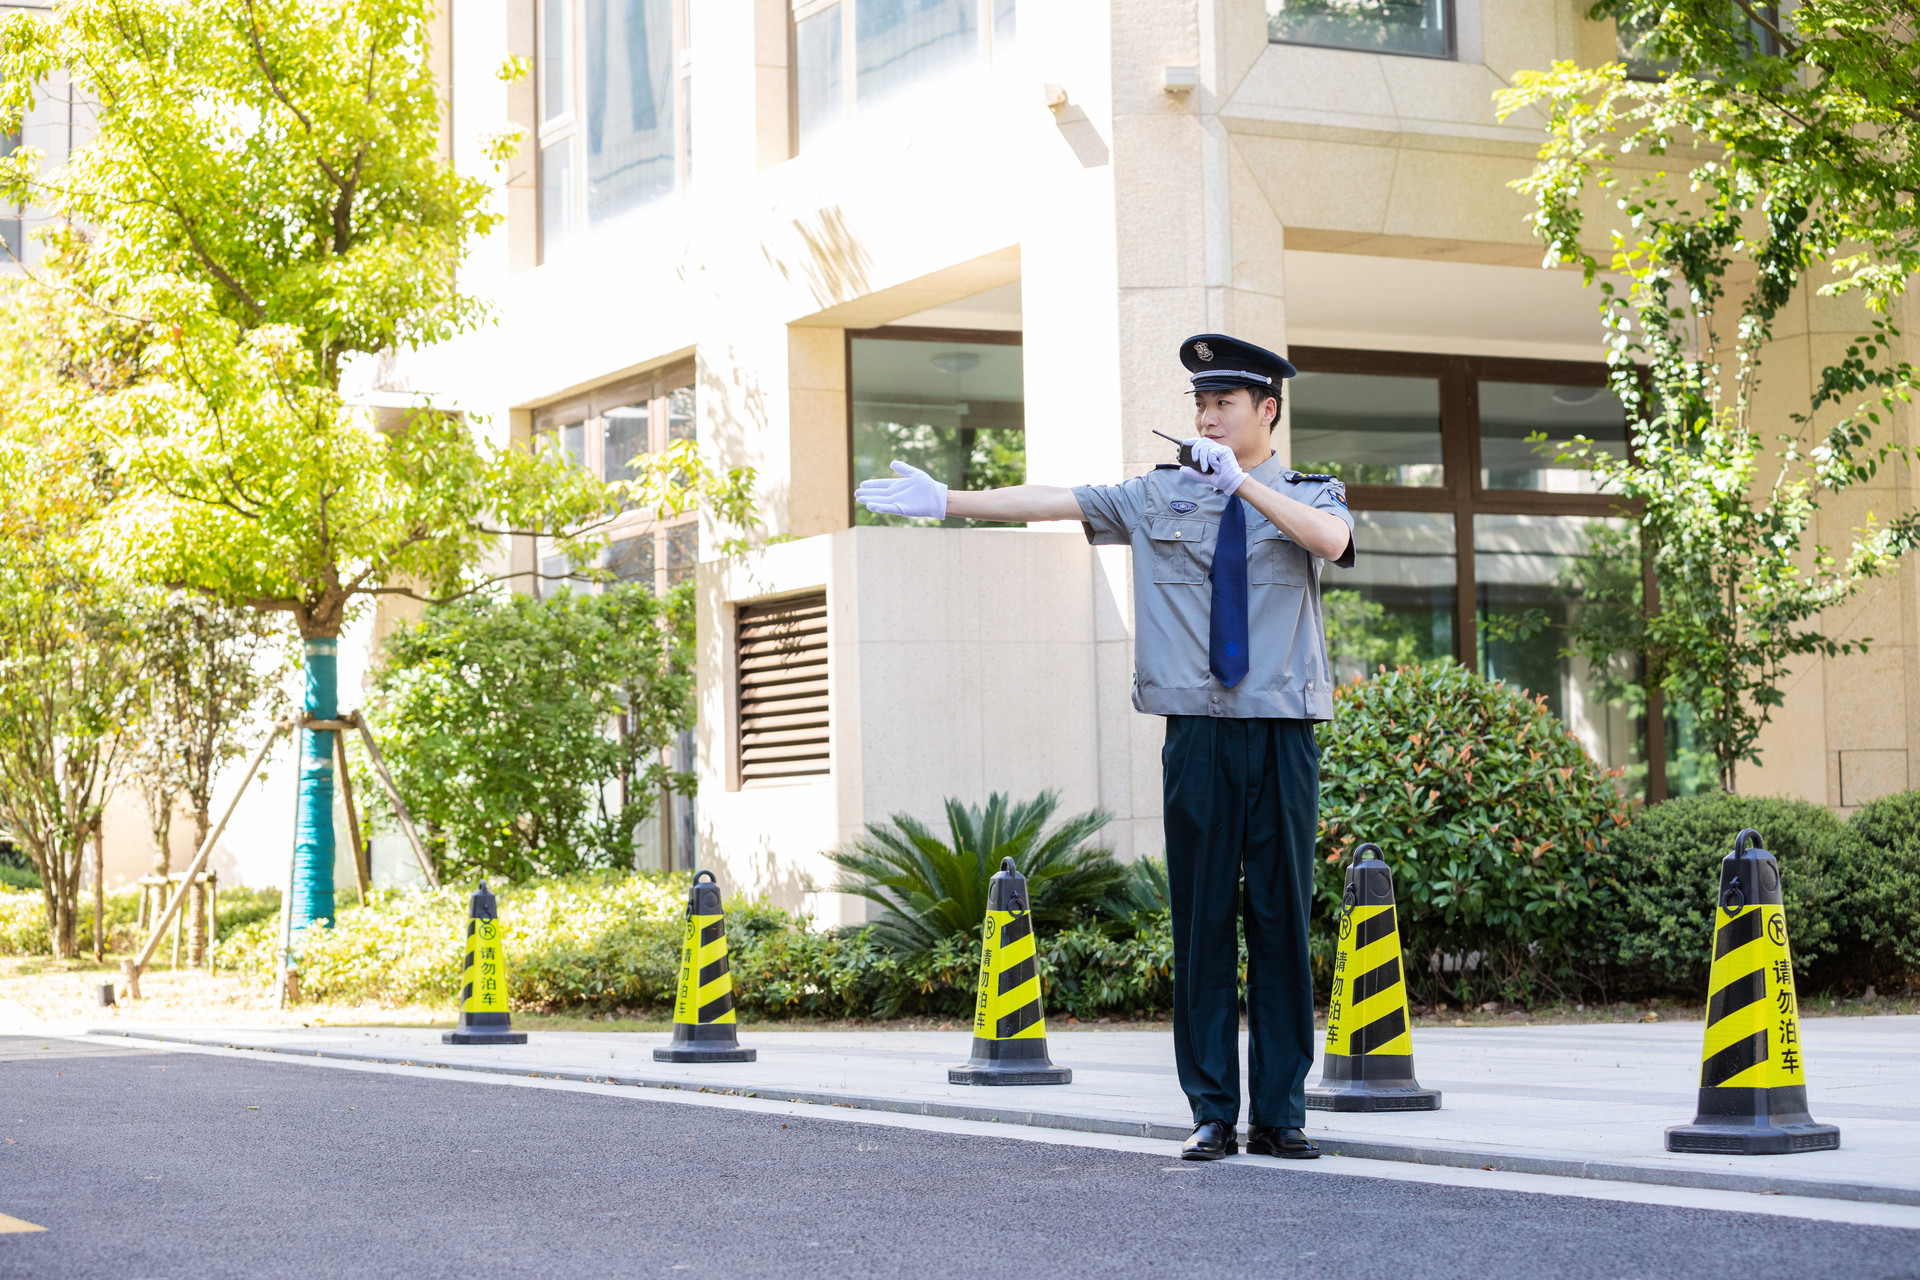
[1305,1082,1441,1112]
[948,1063,1072,1085]
[1666,1086,1839,1155]
[654,1046,757,1062]
[654,1022,754,1062]
[442,1030,528,1045]
[948,1036,1070,1086]
[1665,1121,1840,1155]
[1307,1053,1440,1111]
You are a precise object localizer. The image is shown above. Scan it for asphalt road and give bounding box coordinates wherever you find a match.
[1,1035,1915,1280]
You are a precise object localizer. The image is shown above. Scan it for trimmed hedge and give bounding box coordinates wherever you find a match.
[1315,661,1633,1005]
[1595,794,1845,997]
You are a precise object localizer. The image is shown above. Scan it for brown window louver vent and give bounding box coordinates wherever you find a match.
[735,592,829,782]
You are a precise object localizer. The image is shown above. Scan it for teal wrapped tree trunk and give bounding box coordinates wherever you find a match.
[292,639,338,931]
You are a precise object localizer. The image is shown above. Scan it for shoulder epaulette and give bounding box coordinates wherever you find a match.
[1153,463,1182,470]
[1287,472,1336,483]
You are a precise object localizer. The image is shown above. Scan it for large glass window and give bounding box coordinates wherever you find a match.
[1478,380,1628,493]
[1324,512,1456,685]
[1267,0,1452,59]
[856,0,976,103]
[849,331,1024,529]
[1290,370,1444,487]
[1295,347,1675,799]
[534,365,697,597]
[1473,514,1645,781]
[537,0,692,259]
[795,6,844,150]
[790,0,1008,153]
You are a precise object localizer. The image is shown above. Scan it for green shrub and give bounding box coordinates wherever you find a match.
[1829,789,1920,988]
[0,864,38,891]
[208,870,1174,1020]
[364,585,696,883]
[1316,661,1634,1005]
[0,883,286,959]
[0,887,48,955]
[1598,792,1847,996]
[827,792,1125,954]
[214,872,691,1006]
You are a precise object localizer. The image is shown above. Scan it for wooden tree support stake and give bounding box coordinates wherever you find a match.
[345,714,438,889]
[126,723,290,991]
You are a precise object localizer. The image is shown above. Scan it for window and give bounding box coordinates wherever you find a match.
[538,0,693,259]
[533,362,698,597]
[0,132,21,261]
[1267,0,1453,59]
[847,328,1024,529]
[790,0,1014,153]
[1616,4,1779,79]
[736,592,830,783]
[1296,348,1680,799]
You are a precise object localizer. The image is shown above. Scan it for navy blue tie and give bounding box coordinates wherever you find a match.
[1209,496,1249,688]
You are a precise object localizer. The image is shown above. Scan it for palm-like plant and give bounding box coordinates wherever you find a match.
[828,791,1124,954]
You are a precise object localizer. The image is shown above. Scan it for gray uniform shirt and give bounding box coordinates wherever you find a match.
[1073,453,1356,721]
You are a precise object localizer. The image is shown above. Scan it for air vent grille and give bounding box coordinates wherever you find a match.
[735,592,829,782]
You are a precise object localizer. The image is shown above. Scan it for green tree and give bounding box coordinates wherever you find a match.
[0,413,144,960]
[0,0,643,934]
[1498,0,1920,790]
[364,584,696,882]
[128,595,292,877]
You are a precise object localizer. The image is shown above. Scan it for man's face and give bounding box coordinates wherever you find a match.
[1193,386,1273,461]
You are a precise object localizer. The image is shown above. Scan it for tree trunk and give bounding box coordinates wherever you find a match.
[290,636,340,934]
[92,829,104,963]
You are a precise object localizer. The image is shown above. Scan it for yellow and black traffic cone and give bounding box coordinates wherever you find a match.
[1666,828,1839,1155]
[949,858,1071,1085]
[654,869,755,1063]
[443,881,528,1045]
[1306,843,1440,1112]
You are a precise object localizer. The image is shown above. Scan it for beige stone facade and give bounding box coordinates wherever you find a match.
[366,0,1920,915]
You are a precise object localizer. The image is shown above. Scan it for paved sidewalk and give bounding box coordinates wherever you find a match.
[64,1013,1920,1206]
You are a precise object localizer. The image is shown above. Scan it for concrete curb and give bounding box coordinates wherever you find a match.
[84,1027,1920,1208]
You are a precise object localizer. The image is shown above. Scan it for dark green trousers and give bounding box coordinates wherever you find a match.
[1162,715,1319,1128]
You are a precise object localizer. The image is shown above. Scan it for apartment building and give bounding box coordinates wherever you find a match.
[379,0,1915,916]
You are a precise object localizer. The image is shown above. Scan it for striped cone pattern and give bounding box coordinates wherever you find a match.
[655,870,755,1063]
[1306,843,1439,1112]
[1666,829,1838,1154]
[442,882,527,1045]
[949,858,1071,1085]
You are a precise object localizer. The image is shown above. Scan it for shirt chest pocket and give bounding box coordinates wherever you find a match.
[1249,527,1311,586]
[1147,518,1209,584]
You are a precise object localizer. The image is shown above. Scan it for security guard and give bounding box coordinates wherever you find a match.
[856,334,1354,1162]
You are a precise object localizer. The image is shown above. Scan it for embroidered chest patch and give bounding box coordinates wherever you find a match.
[1169,500,1198,514]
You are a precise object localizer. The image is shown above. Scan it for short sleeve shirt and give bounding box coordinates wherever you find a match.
[1073,453,1356,721]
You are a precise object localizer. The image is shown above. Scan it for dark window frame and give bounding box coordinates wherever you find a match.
[1292,345,1667,800]
[531,357,698,598]
[1266,0,1459,62]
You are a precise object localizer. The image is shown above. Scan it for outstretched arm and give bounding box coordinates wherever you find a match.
[855,461,1084,523]
[945,485,1084,522]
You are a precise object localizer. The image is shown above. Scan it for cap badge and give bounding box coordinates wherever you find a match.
[1194,341,1213,361]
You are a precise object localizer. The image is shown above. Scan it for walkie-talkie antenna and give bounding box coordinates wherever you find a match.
[1152,428,1199,469]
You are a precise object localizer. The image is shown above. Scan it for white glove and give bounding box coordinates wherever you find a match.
[854,460,949,519]
[1179,437,1247,495]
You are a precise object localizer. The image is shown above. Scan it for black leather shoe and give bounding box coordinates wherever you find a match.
[1180,1120,1238,1161]
[1246,1125,1320,1159]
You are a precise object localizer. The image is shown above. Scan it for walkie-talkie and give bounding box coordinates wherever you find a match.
[1152,428,1199,469]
